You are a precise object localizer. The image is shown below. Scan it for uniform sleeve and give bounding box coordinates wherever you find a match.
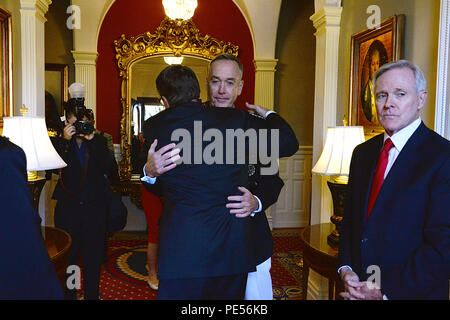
[250,167,284,211]
[246,112,299,159]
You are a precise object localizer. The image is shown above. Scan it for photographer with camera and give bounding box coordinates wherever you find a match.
[51,83,113,300]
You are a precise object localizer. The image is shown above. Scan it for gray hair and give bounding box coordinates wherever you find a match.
[209,54,243,76]
[373,60,427,95]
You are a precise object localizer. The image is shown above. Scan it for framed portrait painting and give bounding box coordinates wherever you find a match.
[348,15,405,137]
[45,63,69,117]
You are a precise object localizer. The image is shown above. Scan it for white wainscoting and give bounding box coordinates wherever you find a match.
[270,146,313,229]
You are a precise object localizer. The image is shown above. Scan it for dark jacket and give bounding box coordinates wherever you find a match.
[0,136,63,299]
[52,134,112,205]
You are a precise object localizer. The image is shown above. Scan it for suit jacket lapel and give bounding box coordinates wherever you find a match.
[360,134,384,227]
[367,123,428,221]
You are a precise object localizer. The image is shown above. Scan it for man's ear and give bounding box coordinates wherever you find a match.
[161,96,171,109]
[237,79,244,96]
[417,90,428,111]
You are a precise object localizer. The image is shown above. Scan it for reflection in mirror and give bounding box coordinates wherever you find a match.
[131,97,163,137]
[129,56,209,174]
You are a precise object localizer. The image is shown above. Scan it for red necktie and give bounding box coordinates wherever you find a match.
[366,138,394,219]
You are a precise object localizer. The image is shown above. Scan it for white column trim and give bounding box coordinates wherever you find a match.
[254,58,278,110]
[309,6,342,226]
[20,0,51,225]
[308,4,342,299]
[253,58,278,228]
[20,0,51,117]
[435,0,450,140]
[72,50,98,114]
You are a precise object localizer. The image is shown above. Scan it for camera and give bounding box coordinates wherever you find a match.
[64,97,95,136]
[73,119,95,135]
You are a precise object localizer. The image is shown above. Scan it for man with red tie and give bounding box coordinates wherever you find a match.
[338,60,450,299]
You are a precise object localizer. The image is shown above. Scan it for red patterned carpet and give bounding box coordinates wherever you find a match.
[91,230,303,300]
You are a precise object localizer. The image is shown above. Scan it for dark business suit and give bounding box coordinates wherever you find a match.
[0,136,63,299]
[52,134,112,299]
[142,102,298,299]
[339,123,450,299]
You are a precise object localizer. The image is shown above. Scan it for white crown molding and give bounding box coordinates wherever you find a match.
[72,50,99,65]
[20,0,52,22]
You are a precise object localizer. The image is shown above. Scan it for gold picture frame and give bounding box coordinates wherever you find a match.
[348,15,405,137]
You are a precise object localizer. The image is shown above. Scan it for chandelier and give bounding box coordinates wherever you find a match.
[162,0,198,20]
[164,56,184,65]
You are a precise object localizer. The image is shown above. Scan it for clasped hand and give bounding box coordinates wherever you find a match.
[339,268,382,300]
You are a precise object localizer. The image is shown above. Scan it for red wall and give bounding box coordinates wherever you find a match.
[96,0,255,142]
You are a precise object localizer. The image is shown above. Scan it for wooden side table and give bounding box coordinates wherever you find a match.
[44,226,72,289]
[299,222,343,300]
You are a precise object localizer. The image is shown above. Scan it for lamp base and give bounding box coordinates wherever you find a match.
[326,178,348,248]
[327,229,340,248]
[27,175,46,212]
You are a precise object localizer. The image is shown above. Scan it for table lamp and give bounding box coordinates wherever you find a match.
[3,107,67,213]
[312,126,365,247]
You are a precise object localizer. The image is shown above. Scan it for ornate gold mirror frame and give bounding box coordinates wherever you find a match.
[114,17,239,181]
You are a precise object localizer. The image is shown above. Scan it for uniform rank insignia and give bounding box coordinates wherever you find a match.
[248,164,256,176]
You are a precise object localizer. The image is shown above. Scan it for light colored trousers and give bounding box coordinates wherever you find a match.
[245,258,273,300]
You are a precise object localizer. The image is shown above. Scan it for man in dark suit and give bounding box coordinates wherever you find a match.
[338,60,450,299]
[145,54,287,299]
[142,65,298,299]
[0,136,63,299]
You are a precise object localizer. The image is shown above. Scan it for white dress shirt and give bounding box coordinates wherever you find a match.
[382,117,422,179]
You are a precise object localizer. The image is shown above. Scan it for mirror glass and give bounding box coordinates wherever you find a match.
[129,56,209,174]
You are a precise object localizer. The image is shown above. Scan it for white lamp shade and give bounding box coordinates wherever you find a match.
[162,0,198,20]
[312,126,365,176]
[3,116,67,171]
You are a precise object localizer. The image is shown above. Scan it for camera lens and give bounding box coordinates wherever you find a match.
[74,120,94,135]
[80,121,95,135]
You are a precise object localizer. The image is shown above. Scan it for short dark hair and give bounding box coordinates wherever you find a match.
[156,65,200,107]
[210,54,243,75]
